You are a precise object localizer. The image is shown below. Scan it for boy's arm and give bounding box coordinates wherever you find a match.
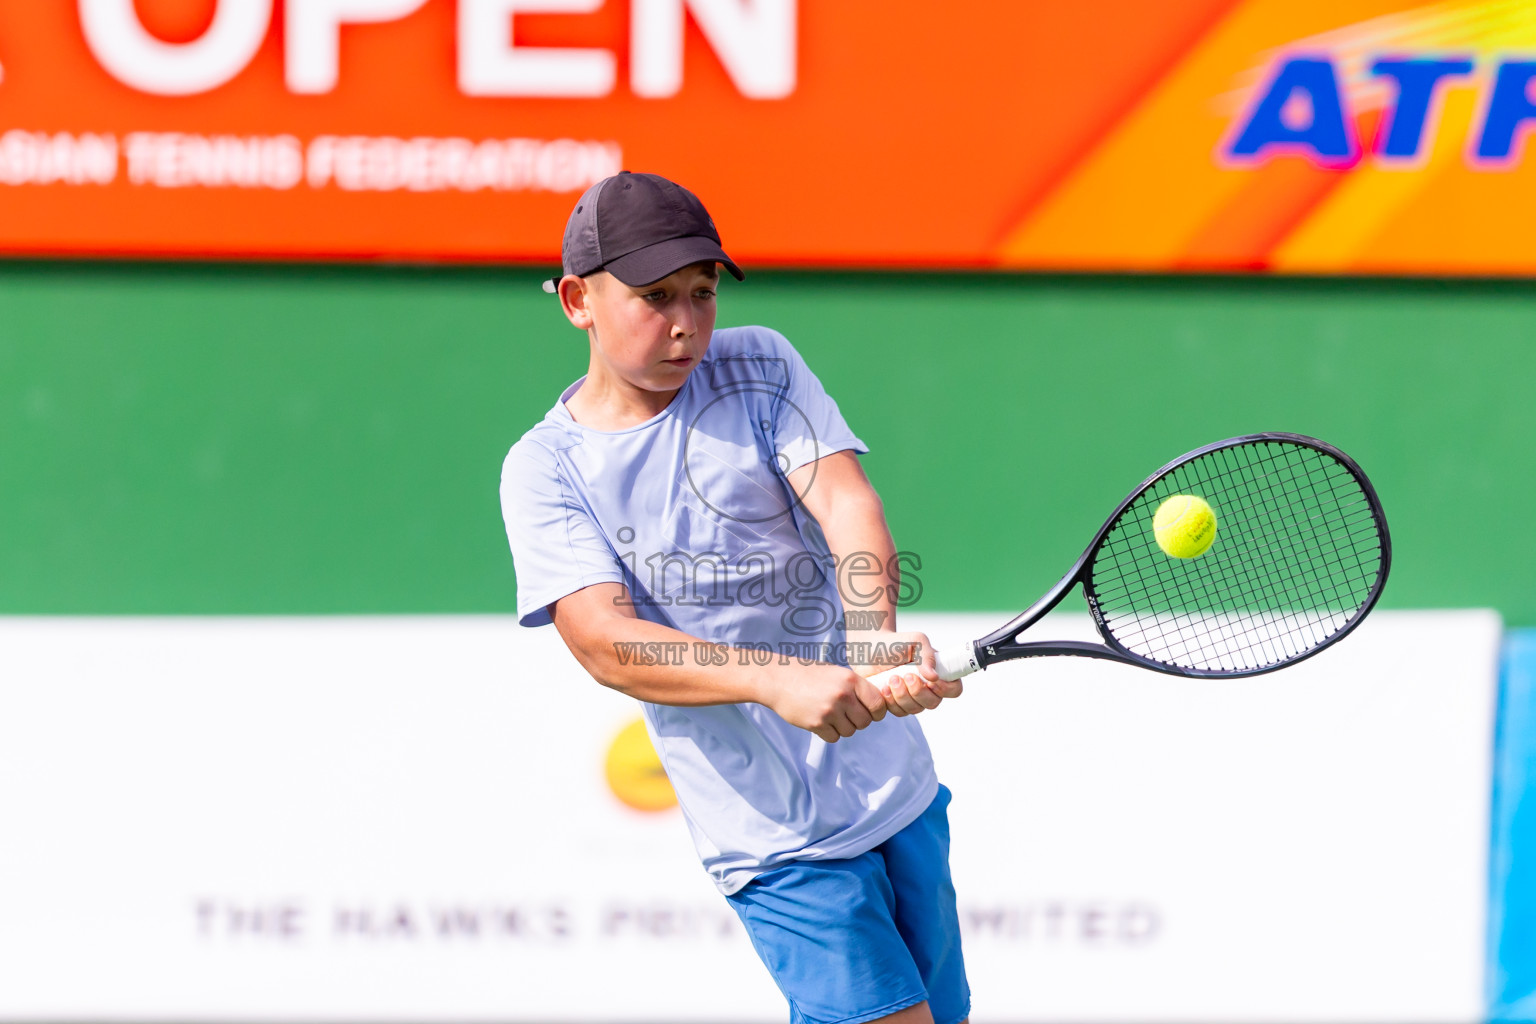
[547,582,890,743]
[786,450,964,717]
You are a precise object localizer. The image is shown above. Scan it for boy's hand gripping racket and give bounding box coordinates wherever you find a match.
[870,433,1390,684]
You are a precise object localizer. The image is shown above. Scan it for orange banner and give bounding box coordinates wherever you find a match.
[5,0,1536,272]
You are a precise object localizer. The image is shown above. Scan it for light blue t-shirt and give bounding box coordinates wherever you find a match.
[500,325,938,894]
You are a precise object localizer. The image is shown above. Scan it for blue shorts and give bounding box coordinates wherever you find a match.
[726,785,969,1024]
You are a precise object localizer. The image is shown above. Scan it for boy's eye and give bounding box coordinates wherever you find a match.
[643,290,666,301]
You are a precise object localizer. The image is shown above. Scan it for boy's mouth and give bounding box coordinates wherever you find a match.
[664,356,694,367]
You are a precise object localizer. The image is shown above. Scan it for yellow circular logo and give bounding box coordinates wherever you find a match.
[604,717,677,812]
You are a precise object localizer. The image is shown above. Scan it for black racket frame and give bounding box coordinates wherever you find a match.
[971,432,1392,679]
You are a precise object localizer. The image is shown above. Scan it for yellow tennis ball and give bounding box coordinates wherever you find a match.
[604,717,677,812]
[1153,494,1217,559]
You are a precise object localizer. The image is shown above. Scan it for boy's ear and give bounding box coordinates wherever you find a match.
[557,274,595,330]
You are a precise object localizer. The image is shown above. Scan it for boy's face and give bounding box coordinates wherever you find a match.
[561,262,720,393]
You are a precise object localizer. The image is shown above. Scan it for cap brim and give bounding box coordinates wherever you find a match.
[604,236,745,287]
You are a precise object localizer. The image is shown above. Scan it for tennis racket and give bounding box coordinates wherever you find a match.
[870,433,1390,684]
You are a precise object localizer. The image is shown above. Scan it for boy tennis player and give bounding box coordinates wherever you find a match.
[500,172,969,1024]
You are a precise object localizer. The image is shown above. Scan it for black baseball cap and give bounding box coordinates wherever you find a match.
[542,172,744,293]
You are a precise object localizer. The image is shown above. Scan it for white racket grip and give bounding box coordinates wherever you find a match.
[866,641,981,688]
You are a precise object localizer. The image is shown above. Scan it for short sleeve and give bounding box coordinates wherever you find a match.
[500,444,624,627]
[762,329,868,474]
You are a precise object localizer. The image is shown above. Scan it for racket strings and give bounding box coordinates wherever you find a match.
[1110,453,1375,667]
[1088,441,1384,673]
[1101,451,1379,669]
[1101,463,1367,628]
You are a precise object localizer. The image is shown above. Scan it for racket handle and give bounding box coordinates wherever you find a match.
[865,642,980,687]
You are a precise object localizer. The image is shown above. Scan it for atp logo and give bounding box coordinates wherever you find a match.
[1223,54,1536,168]
[1219,4,1536,169]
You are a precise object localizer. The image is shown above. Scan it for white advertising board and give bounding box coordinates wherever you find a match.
[0,610,1498,1021]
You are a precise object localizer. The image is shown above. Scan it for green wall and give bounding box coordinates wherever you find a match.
[0,264,1530,622]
